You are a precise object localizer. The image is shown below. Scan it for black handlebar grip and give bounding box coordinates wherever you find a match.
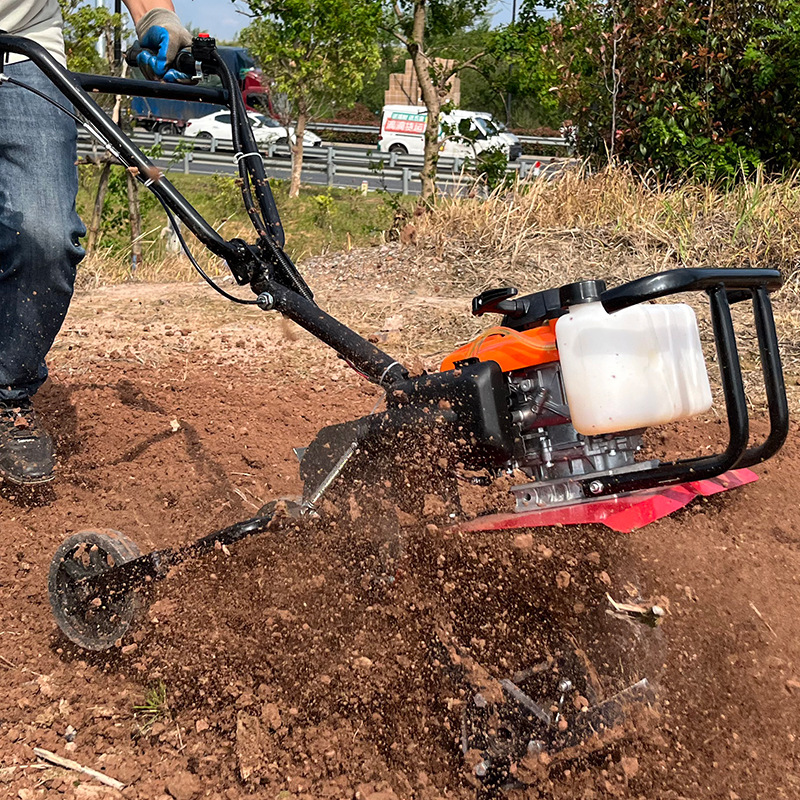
[124,42,142,67]
[124,43,196,76]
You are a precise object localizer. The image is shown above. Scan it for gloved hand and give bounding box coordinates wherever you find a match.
[134,8,192,82]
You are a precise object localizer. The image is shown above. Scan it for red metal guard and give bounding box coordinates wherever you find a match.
[457,468,758,534]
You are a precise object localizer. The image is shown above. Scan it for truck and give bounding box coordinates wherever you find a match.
[378,105,522,161]
[130,47,275,134]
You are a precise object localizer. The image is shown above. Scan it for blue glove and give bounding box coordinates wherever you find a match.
[134,8,192,83]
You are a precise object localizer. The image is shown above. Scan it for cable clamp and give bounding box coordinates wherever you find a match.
[379,361,402,386]
[234,151,263,164]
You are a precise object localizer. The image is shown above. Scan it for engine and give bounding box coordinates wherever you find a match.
[504,361,651,510]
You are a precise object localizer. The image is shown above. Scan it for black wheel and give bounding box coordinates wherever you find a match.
[195,131,213,150]
[388,143,408,155]
[156,122,177,135]
[48,530,142,651]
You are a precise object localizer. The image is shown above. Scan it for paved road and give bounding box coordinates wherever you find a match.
[147,152,564,195]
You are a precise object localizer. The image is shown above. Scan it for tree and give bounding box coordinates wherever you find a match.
[541,0,800,179]
[239,0,381,197]
[61,1,145,267]
[382,0,490,201]
[465,14,561,130]
[59,0,125,75]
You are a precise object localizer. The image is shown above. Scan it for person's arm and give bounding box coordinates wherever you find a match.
[122,0,192,82]
[122,0,178,25]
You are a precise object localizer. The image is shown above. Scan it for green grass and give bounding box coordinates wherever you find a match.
[132,680,169,735]
[77,166,403,283]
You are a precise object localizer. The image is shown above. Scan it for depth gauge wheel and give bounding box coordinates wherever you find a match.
[48,530,142,651]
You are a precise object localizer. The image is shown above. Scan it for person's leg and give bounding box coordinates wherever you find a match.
[0,60,86,483]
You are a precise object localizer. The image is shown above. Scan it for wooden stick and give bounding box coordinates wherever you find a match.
[33,748,125,791]
[749,602,778,638]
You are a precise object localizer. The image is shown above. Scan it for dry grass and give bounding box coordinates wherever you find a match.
[405,166,800,374]
[416,164,800,290]
[74,222,251,292]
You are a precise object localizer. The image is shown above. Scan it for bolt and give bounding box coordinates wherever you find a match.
[588,480,603,495]
[256,291,274,310]
[558,678,573,693]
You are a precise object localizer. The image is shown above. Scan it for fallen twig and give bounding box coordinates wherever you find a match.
[0,654,43,677]
[749,602,778,638]
[33,747,125,791]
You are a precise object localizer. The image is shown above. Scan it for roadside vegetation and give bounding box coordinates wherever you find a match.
[74,170,403,286]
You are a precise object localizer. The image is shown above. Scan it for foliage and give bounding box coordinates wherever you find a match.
[541,0,800,180]
[133,681,168,736]
[476,15,561,128]
[59,0,126,74]
[353,32,409,113]
[239,0,381,195]
[75,171,398,276]
[389,0,488,43]
[474,145,511,191]
[239,0,381,121]
[312,191,337,227]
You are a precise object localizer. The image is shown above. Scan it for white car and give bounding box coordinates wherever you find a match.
[184,110,322,149]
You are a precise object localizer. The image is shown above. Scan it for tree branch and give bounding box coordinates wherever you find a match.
[442,50,487,81]
[380,22,409,47]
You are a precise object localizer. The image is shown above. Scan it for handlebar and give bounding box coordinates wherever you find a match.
[125,42,199,79]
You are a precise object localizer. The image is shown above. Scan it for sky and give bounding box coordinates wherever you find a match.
[167,0,520,43]
[171,0,248,41]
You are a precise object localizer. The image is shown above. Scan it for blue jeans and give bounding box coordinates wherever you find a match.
[0,60,85,402]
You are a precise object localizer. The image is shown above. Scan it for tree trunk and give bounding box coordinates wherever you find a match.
[86,162,112,254]
[289,110,308,198]
[417,89,441,203]
[408,0,441,204]
[126,171,143,274]
[85,62,127,256]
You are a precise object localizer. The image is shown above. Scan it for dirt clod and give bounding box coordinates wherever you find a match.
[513,532,534,550]
[165,772,202,800]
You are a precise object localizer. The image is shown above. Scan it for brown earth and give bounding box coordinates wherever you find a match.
[1,266,800,800]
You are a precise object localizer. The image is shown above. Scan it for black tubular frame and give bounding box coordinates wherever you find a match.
[0,33,409,388]
[579,268,789,498]
[74,71,229,104]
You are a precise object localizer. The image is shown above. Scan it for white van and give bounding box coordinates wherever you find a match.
[472,111,522,160]
[378,105,518,160]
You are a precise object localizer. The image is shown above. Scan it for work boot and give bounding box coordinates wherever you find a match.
[0,400,56,485]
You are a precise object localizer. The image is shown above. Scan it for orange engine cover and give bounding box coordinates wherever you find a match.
[440,322,559,373]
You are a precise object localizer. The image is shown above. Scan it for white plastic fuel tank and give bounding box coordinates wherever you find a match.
[555,296,713,436]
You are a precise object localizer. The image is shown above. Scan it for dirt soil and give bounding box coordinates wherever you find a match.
[2,271,800,800]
